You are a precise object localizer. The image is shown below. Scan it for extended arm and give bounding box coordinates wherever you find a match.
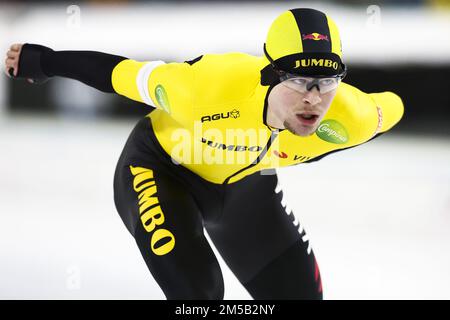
[5,43,194,118]
[6,43,127,93]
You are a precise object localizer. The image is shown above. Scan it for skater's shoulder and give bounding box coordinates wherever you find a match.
[183,52,264,73]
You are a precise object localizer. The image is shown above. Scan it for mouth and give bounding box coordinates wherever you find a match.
[295,112,320,126]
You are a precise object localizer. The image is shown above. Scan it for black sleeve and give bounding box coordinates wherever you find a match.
[17,43,128,93]
[41,49,128,93]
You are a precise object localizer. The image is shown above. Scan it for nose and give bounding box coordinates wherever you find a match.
[302,87,321,105]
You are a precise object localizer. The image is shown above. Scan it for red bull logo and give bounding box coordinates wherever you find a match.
[302,33,329,41]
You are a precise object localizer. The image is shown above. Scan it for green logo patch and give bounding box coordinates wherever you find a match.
[155,85,170,113]
[316,119,349,144]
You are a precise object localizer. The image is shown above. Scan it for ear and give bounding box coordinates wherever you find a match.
[260,64,281,86]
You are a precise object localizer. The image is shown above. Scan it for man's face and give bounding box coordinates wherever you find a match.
[268,81,338,137]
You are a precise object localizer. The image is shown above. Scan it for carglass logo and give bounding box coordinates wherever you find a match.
[316,119,348,144]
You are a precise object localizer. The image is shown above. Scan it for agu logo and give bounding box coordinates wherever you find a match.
[201,109,240,122]
[129,165,175,256]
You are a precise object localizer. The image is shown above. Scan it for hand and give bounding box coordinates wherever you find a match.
[4,43,34,83]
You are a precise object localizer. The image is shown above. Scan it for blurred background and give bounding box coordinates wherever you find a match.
[0,0,449,299]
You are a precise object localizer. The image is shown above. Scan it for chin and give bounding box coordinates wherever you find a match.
[296,123,318,137]
[284,119,319,137]
[295,130,316,137]
[287,126,316,137]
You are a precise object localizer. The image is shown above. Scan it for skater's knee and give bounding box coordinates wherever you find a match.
[165,267,224,300]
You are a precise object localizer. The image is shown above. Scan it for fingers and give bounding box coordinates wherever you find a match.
[4,57,18,77]
[11,43,22,52]
[4,43,23,78]
[5,60,18,78]
[7,50,18,59]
